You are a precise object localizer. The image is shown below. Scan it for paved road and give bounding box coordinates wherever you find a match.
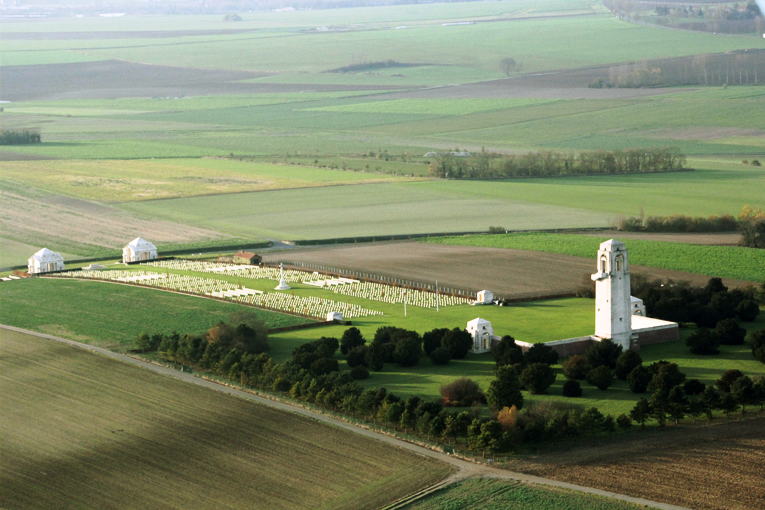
[2,324,691,510]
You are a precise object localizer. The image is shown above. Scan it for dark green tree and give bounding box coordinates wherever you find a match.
[686,327,720,355]
[393,332,422,367]
[714,319,747,346]
[578,407,606,435]
[350,365,369,380]
[615,350,642,380]
[627,364,652,393]
[520,363,556,394]
[562,379,582,397]
[736,300,760,322]
[630,398,651,429]
[720,392,740,417]
[492,335,525,367]
[441,328,473,359]
[585,338,623,369]
[340,327,365,355]
[700,386,722,419]
[716,369,744,392]
[525,342,559,366]
[750,328,765,364]
[423,328,449,356]
[731,376,754,414]
[562,355,590,380]
[587,365,615,390]
[430,347,451,365]
[668,385,687,424]
[346,345,368,368]
[649,390,670,427]
[648,362,686,396]
[487,366,524,410]
[683,378,706,396]
[616,413,632,429]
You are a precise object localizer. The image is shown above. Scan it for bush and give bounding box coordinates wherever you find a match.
[340,327,365,355]
[683,379,706,396]
[751,328,765,364]
[492,335,524,367]
[615,350,643,380]
[562,379,582,397]
[423,328,449,356]
[525,343,559,366]
[206,321,270,354]
[737,300,761,322]
[520,363,557,394]
[0,129,41,145]
[392,331,422,367]
[628,365,652,393]
[585,338,623,369]
[616,413,632,429]
[440,328,473,359]
[350,365,370,380]
[429,347,451,365]
[487,366,524,410]
[647,361,686,394]
[717,369,744,392]
[345,345,368,368]
[714,318,747,346]
[440,377,486,406]
[686,328,720,355]
[587,366,615,390]
[562,355,590,380]
[310,358,339,376]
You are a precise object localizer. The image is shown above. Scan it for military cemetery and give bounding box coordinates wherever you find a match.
[2,0,764,509]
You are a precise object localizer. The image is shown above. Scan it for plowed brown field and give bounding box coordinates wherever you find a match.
[512,417,765,510]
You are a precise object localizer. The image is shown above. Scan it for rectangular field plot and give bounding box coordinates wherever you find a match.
[0,330,453,510]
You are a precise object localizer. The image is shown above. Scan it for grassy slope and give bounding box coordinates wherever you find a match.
[0,329,453,510]
[0,278,311,348]
[403,479,645,510]
[423,233,765,282]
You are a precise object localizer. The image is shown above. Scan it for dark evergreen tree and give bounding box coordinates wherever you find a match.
[440,328,473,359]
[491,335,524,367]
[584,338,623,369]
[423,328,450,356]
[525,342,559,366]
[587,365,615,390]
[714,319,747,345]
[628,364,652,393]
[562,355,590,380]
[520,363,556,394]
[562,379,582,397]
[486,366,524,410]
[340,327,365,355]
[615,350,642,380]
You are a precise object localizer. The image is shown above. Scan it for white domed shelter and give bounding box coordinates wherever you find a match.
[28,248,65,274]
[123,237,158,263]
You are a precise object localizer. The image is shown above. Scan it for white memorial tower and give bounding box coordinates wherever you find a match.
[591,239,634,351]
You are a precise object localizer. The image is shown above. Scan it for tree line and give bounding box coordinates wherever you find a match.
[428,147,686,180]
[0,129,41,145]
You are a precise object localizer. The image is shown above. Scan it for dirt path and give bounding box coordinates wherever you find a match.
[0,324,690,510]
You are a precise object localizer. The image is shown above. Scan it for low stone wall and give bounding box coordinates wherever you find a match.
[636,324,680,346]
[514,336,597,357]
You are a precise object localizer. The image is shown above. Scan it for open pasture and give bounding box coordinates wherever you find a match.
[423,233,765,282]
[403,478,646,510]
[0,329,452,510]
[0,277,310,349]
[513,417,765,510]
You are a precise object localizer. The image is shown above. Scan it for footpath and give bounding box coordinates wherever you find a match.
[1,324,691,510]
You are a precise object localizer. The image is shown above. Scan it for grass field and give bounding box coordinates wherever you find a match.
[403,479,646,510]
[0,278,310,349]
[0,329,453,510]
[423,233,765,282]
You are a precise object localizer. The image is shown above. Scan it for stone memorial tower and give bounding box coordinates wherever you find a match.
[591,239,634,351]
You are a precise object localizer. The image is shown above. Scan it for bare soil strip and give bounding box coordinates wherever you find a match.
[512,417,765,510]
[1,324,690,510]
[264,241,750,299]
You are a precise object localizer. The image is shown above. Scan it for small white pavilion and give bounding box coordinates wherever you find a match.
[467,317,494,354]
[122,237,158,263]
[28,248,65,274]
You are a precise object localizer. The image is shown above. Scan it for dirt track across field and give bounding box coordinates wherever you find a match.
[512,417,765,510]
[263,242,750,299]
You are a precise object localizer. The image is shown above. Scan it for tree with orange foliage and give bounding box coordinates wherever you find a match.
[738,205,765,248]
[497,405,519,431]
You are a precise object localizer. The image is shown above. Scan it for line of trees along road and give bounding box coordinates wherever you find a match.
[428,147,686,180]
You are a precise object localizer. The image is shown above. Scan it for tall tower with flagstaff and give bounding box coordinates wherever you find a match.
[591,239,633,351]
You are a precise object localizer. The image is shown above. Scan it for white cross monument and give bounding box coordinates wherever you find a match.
[275,263,291,290]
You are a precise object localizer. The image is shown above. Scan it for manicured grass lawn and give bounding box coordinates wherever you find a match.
[423,233,765,282]
[1,329,453,510]
[0,278,311,349]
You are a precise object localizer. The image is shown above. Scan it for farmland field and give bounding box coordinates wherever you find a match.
[403,478,646,510]
[0,278,311,349]
[512,416,765,510]
[0,329,453,510]
[423,233,765,282]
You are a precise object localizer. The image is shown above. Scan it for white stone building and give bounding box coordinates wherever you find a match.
[631,296,647,316]
[28,248,65,274]
[591,239,634,351]
[466,317,494,354]
[122,238,158,263]
[476,290,494,305]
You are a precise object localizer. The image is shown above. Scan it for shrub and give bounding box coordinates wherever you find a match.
[206,321,270,354]
[751,328,765,364]
[615,350,642,380]
[737,300,761,322]
[562,379,582,397]
[487,366,524,410]
[350,365,370,380]
[492,335,524,367]
[648,362,686,394]
[340,327,365,355]
[0,129,41,145]
[520,363,557,394]
[683,379,706,396]
[587,366,615,390]
[628,365,652,393]
[562,355,590,380]
[525,342,559,366]
[392,331,422,367]
[430,347,451,365]
[345,345,368,368]
[715,318,747,345]
[423,328,449,355]
[585,338,623,369]
[686,328,721,355]
[310,358,339,376]
[440,328,473,359]
[440,377,486,406]
[717,369,744,392]
[616,413,632,429]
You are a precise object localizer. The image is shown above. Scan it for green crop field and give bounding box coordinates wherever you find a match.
[423,233,765,282]
[0,329,453,510]
[403,479,647,510]
[0,278,311,349]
